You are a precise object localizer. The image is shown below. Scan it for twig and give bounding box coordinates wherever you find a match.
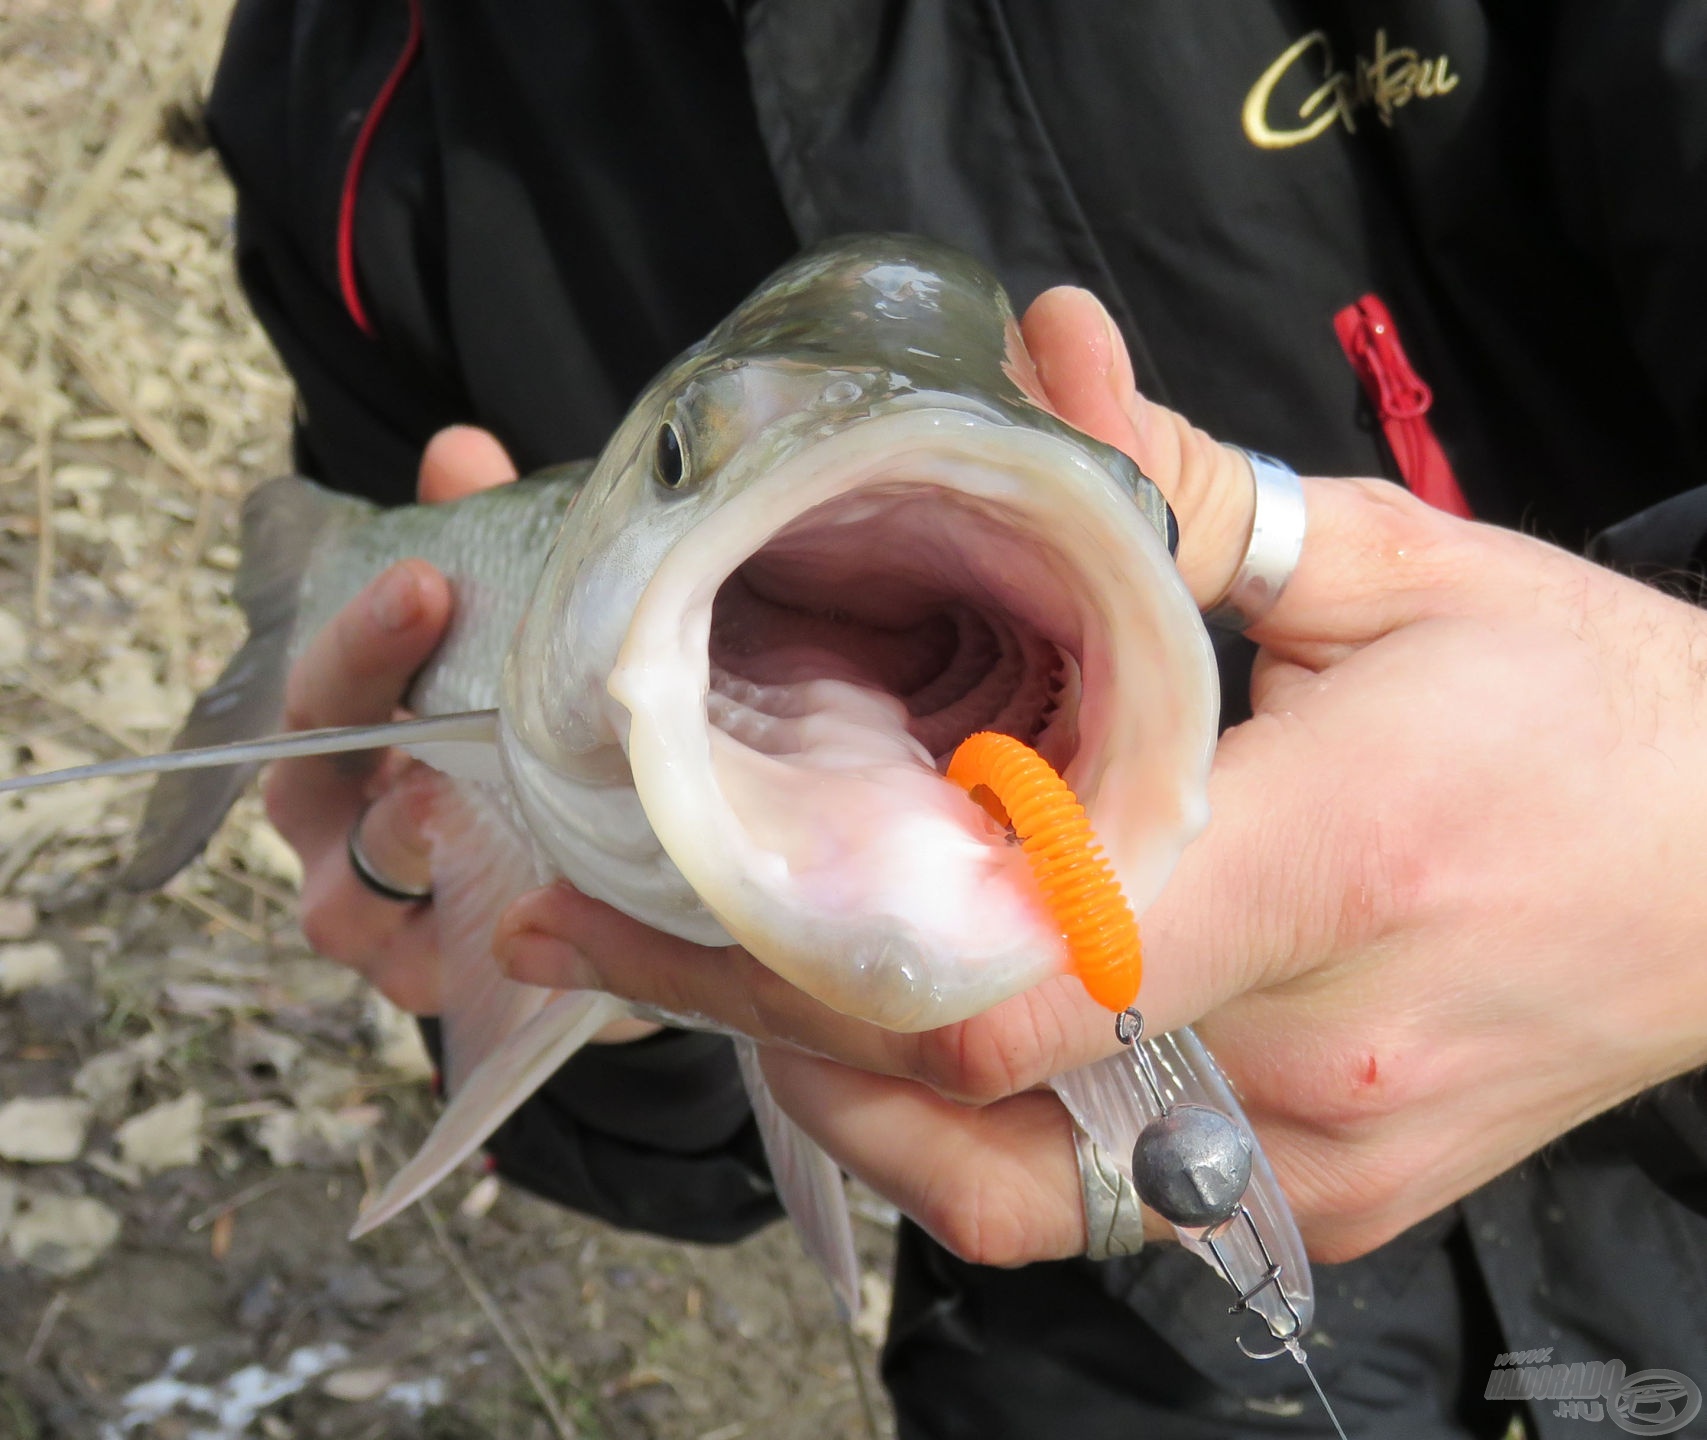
[208,864,296,911]
[186,1174,286,1232]
[840,1315,884,1440]
[201,1101,286,1128]
[0,348,32,438]
[414,1192,578,1440]
[59,333,230,504]
[31,337,54,627]
[18,661,151,756]
[161,875,269,944]
[23,1292,71,1368]
[0,49,200,343]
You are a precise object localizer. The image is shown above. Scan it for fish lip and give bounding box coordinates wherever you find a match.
[607,405,1218,1031]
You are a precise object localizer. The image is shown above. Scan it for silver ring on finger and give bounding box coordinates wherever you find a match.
[1075,1126,1148,1261]
[347,810,434,904]
[1203,448,1306,631]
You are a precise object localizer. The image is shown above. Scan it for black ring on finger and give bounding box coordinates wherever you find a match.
[347,812,434,904]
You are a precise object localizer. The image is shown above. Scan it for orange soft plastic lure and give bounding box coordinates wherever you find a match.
[946,731,1142,1011]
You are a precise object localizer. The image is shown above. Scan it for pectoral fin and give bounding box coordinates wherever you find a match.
[735,1038,861,1320]
[352,988,628,1237]
[425,778,558,1094]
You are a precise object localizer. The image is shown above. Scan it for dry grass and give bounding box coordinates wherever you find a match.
[0,0,300,929]
[0,7,895,1436]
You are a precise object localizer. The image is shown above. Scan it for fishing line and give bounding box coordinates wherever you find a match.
[947,731,1349,1439]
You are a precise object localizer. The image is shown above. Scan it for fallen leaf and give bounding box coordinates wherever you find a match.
[287,1058,362,1111]
[458,1174,501,1221]
[0,1097,91,1163]
[0,940,68,994]
[252,1104,381,1168]
[320,1366,395,1403]
[0,606,27,666]
[366,991,434,1083]
[228,1023,303,1081]
[0,898,38,940]
[74,1045,146,1121]
[116,1092,204,1174]
[162,980,251,1016]
[229,819,302,888]
[210,1207,234,1262]
[85,1150,143,1189]
[0,1175,19,1242]
[8,1194,121,1276]
[853,1271,894,1348]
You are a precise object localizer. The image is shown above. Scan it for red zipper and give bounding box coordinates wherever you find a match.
[336,0,424,338]
[1333,294,1472,518]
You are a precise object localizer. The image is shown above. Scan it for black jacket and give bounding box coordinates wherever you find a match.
[207,4,1707,1436]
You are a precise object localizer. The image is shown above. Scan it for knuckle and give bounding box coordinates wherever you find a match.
[921,1178,1045,1270]
[905,1022,1027,1105]
[1341,477,1464,588]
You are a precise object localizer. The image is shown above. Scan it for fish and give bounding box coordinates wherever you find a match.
[1,235,1290,1322]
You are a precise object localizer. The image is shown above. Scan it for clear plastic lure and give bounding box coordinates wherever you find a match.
[948,732,1346,1439]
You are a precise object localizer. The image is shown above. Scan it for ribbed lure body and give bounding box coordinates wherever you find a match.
[947,731,1142,1011]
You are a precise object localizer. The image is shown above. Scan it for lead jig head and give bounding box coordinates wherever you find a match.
[1131,1103,1254,1229]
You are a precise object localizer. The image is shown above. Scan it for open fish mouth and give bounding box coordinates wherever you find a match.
[610,408,1216,1032]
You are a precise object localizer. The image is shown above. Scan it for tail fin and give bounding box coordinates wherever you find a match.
[122,477,353,889]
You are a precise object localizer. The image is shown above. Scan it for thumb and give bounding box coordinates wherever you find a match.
[1023,286,1253,608]
[418,425,519,504]
[1021,287,1503,659]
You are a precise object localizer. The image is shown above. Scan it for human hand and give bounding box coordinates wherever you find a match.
[264,426,517,1014]
[491,288,1707,1267]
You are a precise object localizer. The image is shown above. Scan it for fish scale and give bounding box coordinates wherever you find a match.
[292,466,592,716]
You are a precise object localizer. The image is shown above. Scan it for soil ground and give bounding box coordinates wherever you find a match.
[0,4,898,1436]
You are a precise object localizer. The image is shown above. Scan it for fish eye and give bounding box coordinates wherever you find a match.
[655,421,688,490]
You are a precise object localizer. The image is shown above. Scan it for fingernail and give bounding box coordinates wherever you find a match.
[372,566,423,632]
[496,929,597,991]
[1098,305,1124,381]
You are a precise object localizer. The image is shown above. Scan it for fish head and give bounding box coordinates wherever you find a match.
[503,235,1218,1032]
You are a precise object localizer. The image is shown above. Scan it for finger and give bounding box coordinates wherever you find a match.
[492,882,1122,1102]
[1247,649,1319,713]
[417,425,518,503]
[349,766,435,899]
[268,559,452,842]
[1021,288,1557,658]
[286,763,442,1012]
[758,1047,1087,1267]
[1022,286,1254,606]
[281,560,452,733]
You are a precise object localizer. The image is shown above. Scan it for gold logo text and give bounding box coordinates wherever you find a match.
[1243,29,1459,150]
